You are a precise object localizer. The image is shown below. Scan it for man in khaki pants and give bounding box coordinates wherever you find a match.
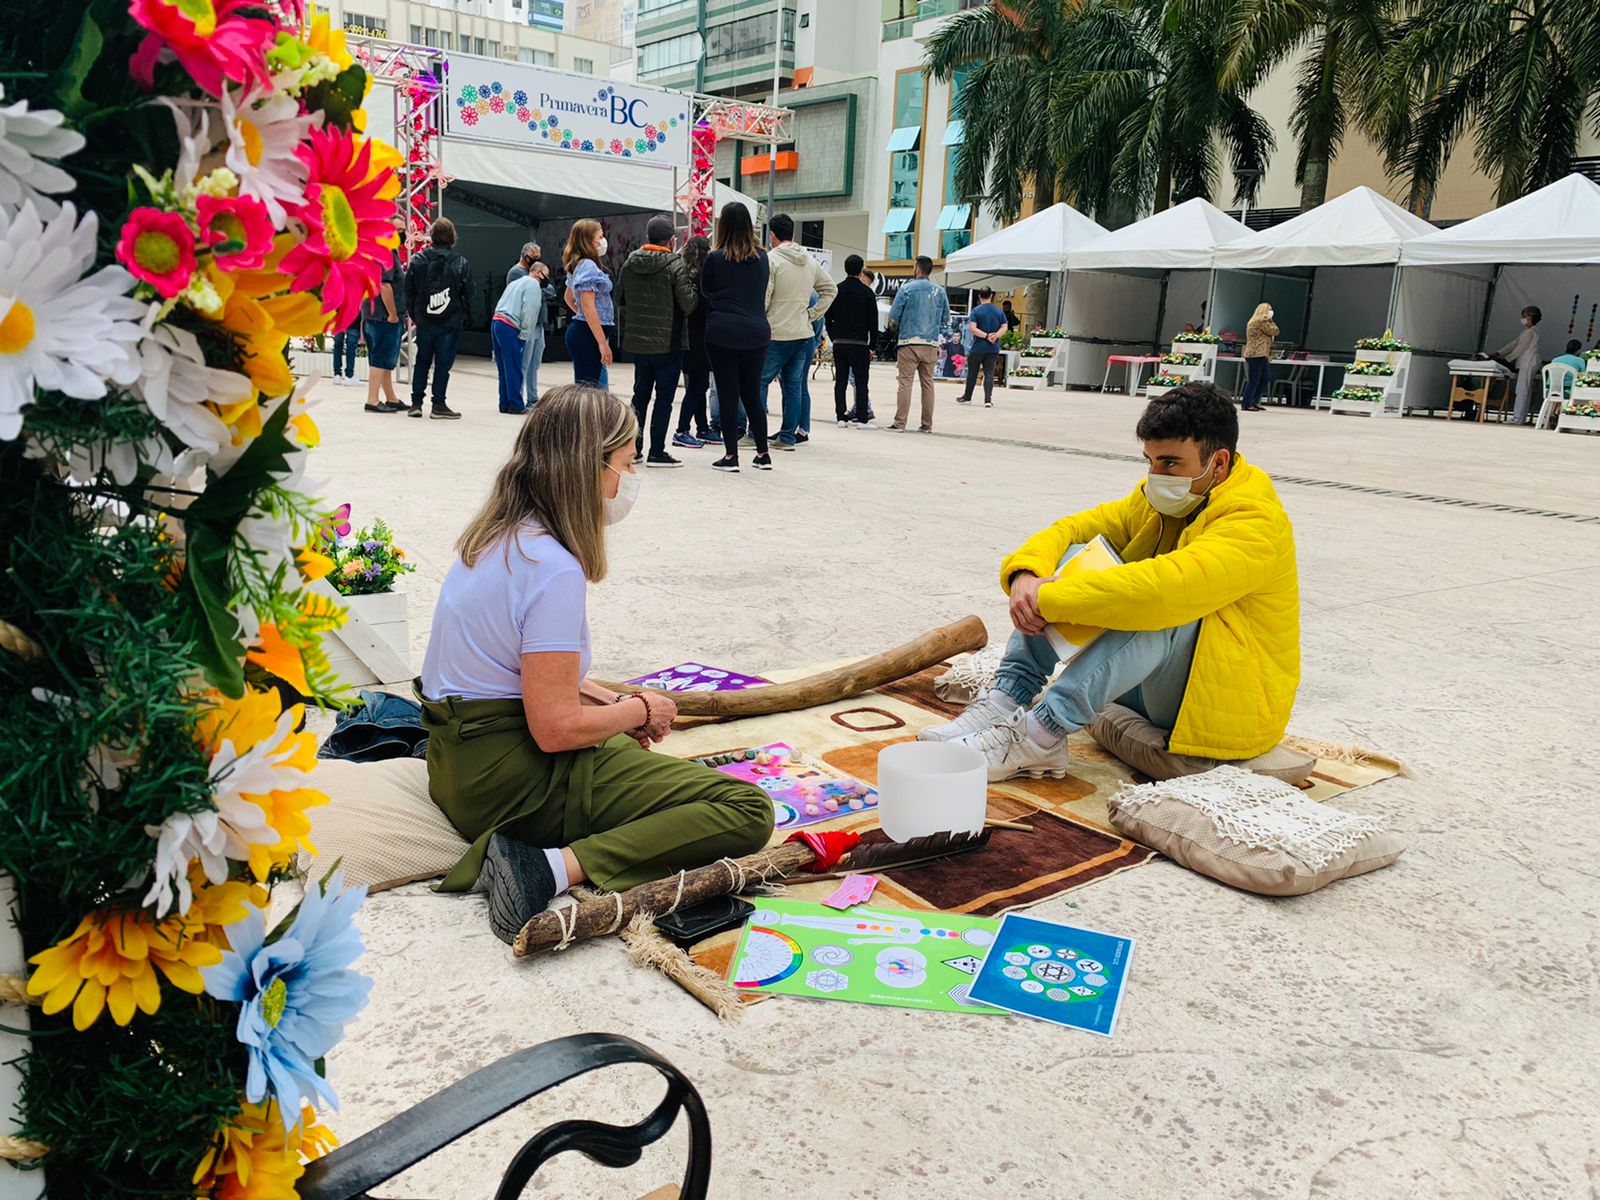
[887,255,950,432]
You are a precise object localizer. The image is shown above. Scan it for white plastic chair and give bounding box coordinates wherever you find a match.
[1538,363,1578,429]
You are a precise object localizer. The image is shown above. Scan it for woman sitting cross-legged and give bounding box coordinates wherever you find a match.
[418,384,775,943]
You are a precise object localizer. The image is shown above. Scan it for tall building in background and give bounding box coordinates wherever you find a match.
[528,0,565,33]
[565,0,635,45]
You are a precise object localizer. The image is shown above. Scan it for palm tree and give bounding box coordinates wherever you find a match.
[925,0,1273,222]
[1374,0,1600,208]
[1217,0,1394,210]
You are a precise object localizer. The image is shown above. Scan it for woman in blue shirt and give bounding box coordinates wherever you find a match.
[562,219,614,386]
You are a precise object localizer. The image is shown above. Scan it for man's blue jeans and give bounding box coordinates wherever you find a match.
[521,325,545,406]
[993,545,1199,737]
[761,337,811,445]
[331,328,359,378]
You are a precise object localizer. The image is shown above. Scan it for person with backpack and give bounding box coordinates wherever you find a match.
[615,214,698,467]
[404,217,473,420]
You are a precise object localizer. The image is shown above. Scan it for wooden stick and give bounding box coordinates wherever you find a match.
[597,615,988,719]
[984,818,1035,833]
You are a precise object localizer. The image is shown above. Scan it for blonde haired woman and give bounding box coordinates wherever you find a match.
[562,218,614,387]
[419,385,773,943]
[1240,302,1278,412]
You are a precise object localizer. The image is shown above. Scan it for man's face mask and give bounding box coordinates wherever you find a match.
[1145,452,1222,517]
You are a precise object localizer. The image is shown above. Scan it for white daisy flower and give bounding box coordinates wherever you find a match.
[133,318,246,458]
[0,201,146,441]
[220,86,312,230]
[143,705,315,916]
[0,83,85,217]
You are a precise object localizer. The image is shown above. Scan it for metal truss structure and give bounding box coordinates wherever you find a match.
[674,93,795,236]
[347,35,449,258]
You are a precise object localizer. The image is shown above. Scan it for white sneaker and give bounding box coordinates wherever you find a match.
[956,709,1072,782]
[918,689,1021,743]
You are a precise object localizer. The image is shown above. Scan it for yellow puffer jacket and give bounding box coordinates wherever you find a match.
[998,455,1300,758]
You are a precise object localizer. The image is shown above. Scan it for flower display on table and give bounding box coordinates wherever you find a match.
[1160,352,1201,366]
[1149,373,1187,388]
[1332,385,1386,402]
[326,516,416,597]
[1172,328,1220,344]
[1572,372,1600,388]
[1346,360,1397,377]
[1354,329,1411,351]
[1562,401,1600,418]
[3,1,394,1192]
[1021,347,1054,359]
[1012,365,1046,377]
[1030,326,1068,339]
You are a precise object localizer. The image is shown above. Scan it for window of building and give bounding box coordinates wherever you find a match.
[888,232,915,259]
[800,11,810,26]
[489,39,501,57]
[512,0,521,8]
[890,151,919,210]
[533,48,553,65]
[801,220,824,249]
[343,12,386,37]
[438,31,452,51]
[704,10,796,68]
[641,0,696,11]
[637,33,698,78]
[887,66,925,158]
[421,27,436,46]
[410,23,422,43]
[474,37,485,55]
[575,56,594,73]
[939,229,972,257]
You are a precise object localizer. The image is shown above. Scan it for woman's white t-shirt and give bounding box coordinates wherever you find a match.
[421,527,590,701]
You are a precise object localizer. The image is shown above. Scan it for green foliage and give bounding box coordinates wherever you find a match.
[1347,359,1396,375]
[1174,328,1221,343]
[1332,385,1385,400]
[327,518,417,597]
[1161,352,1203,365]
[1354,331,1411,350]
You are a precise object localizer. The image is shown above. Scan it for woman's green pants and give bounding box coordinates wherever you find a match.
[418,690,774,894]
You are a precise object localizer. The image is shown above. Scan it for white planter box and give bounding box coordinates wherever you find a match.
[1169,341,1217,380]
[1144,384,1181,398]
[1586,356,1600,375]
[291,348,370,382]
[1327,393,1388,417]
[1159,360,1205,379]
[1571,386,1600,402]
[322,588,411,688]
[1557,413,1600,434]
[1009,374,1049,389]
[1028,336,1067,355]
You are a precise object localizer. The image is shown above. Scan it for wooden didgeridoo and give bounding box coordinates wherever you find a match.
[597,614,988,720]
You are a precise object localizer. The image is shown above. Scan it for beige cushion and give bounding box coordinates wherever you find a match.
[301,758,468,891]
[1106,769,1405,896]
[1088,703,1316,786]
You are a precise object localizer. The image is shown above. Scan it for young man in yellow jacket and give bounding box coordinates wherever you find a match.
[923,382,1300,780]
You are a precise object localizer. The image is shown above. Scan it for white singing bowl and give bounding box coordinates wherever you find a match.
[875,741,987,843]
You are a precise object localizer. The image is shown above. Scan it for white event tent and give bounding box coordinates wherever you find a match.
[943,201,1109,293]
[1055,198,1251,387]
[1397,175,1600,406]
[1209,187,1438,403]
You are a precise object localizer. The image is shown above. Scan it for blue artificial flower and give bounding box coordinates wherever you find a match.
[205,872,372,1130]
[362,539,382,553]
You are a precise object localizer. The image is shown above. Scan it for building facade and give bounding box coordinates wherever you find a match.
[321,0,619,70]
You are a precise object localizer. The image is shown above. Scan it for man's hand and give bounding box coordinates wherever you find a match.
[1009,572,1053,635]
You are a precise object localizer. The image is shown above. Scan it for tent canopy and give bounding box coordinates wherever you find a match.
[1066,198,1251,271]
[942,202,1107,276]
[1214,186,1437,268]
[1400,173,1600,265]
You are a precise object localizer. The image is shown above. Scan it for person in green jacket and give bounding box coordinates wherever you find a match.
[616,214,699,468]
[418,385,773,944]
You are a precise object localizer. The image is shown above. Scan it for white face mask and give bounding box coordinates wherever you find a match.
[1145,455,1220,518]
[597,236,609,257]
[604,464,640,525]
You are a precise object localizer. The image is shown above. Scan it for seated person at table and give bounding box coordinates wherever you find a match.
[1553,339,1587,397]
[921,382,1300,781]
[418,385,773,943]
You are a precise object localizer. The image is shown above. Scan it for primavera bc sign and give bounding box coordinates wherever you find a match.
[446,56,690,170]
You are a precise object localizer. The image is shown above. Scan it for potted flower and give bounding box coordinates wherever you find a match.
[1171,328,1220,344]
[1331,385,1385,404]
[1160,352,1202,366]
[1355,329,1411,351]
[1346,360,1396,377]
[1558,399,1600,433]
[998,328,1028,351]
[320,511,417,686]
[1027,326,1068,356]
[1010,364,1048,389]
[1145,372,1187,396]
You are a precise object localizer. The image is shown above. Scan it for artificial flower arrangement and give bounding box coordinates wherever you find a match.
[1,2,400,1195]
[1562,401,1600,417]
[324,510,414,597]
[1355,329,1411,351]
[1172,328,1220,344]
[1021,346,1055,358]
[1012,365,1046,377]
[1346,360,1397,376]
[1149,373,1187,388]
[998,328,1028,350]
[1030,326,1068,339]
[1572,372,1600,388]
[1160,352,1201,366]
[1332,385,1386,402]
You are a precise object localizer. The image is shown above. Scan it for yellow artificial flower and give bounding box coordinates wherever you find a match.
[303,14,370,133]
[26,905,222,1030]
[193,1100,335,1200]
[297,546,334,581]
[187,864,269,950]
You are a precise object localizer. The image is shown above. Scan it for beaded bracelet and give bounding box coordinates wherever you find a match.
[614,690,655,731]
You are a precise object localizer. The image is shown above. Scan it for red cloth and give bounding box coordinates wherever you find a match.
[784,830,861,872]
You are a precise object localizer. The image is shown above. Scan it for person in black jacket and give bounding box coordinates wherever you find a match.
[700,202,772,473]
[825,254,878,428]
[404,217,473,419]
[673,235,713,448]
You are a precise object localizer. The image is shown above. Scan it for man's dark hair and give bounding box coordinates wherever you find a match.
[430,217,456,247]
[769,213,794,241]
[645,214,674,244]
[1567,338,1582,354]
[844,253,864,276]
[978,287,994,299]
[1136,381,1239,459]
[1522,305,1542,324]
[914,255,934,276]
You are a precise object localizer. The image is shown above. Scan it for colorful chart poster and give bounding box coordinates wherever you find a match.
[729,898,1003,1014]
[968,914,1135,1037]
[624,663,769,693]
[711,743,877,831]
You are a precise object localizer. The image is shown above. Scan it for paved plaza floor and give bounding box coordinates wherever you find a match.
[317,358,1600,1198]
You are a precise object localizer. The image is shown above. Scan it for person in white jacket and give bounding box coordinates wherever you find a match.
[1496,305,1543,425]
[760,213,837,449]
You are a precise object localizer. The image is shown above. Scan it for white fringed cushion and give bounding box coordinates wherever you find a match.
[1107,765,1404,896]
[301,758,468,891]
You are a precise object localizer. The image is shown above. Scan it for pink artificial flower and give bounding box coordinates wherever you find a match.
[129,0,277,98]
[195,194,274,270]
[115,207,198,299]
